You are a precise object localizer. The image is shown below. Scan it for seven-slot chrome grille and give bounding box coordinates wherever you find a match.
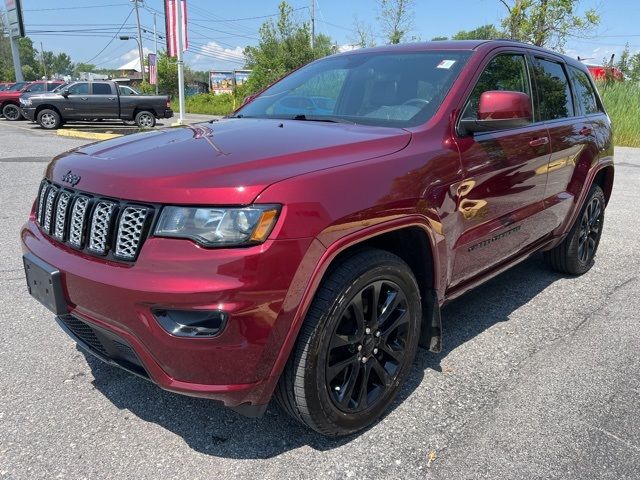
[34,180,152,261]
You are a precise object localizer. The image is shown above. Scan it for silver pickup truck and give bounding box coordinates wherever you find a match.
[20,80,173,129]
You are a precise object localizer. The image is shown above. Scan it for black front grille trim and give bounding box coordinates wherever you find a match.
[57,315,149,380]
[34,180,157,263]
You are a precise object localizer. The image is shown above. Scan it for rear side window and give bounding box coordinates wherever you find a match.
[462,54,531,120]
[46,83,60,91]
[568,66,599,115]
[68,83,89,95]
[92,83,112,95]
[533,58,574,120]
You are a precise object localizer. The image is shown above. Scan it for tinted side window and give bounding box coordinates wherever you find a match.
[462,54,531,120]
[46,83,60,91]
[68,83,89,95]
[568,66,599,115]
[533,59,573,120]
[92,83,112,95]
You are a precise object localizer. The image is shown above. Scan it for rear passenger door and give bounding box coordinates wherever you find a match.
[452,52,552,285]
[90,82,119,119]
[530,57,597,229]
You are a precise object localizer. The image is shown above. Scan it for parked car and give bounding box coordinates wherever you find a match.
[20,80,173,129]
[1,80,63,120]
[22,40,613,436]
[0,82,15,91]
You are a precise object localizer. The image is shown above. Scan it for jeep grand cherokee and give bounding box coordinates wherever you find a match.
[22,40,614,436]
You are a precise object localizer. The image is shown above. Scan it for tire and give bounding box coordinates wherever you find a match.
[2,103,22,121]
[544,184,606,275]
[275,248,422,436]
[37,109,62,130]
[135,111,156,128]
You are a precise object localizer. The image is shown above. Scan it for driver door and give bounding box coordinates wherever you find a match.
[62,82,91,119]
[450,52,551,286]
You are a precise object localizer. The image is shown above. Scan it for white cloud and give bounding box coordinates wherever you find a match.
[189,41,245,71]
[119,47,152,63]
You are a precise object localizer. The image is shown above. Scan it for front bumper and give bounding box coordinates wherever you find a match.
[21,107,35,121]
[22,217,314,411]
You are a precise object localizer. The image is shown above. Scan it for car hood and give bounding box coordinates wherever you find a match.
[46,118,411,204]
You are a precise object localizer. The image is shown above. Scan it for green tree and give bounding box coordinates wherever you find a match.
[453,24,504,40]
[499,0,599,51]
[72,63,97,77]
[615,44,631,78]
[51,53,74,76]
[629,52,640,82]
[243,1,333,94]
[377,0,415,44]
[18,37,41,78]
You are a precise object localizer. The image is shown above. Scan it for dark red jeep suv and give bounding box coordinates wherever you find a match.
[22,40,613,436]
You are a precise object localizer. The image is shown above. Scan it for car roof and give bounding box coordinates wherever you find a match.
[335,39,585,69]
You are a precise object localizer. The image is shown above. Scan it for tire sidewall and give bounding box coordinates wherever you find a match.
[565,185,606,274]
[3,103,21,121]
[135,111,156,128]
[37,109,61,130]
[303,260,421,434]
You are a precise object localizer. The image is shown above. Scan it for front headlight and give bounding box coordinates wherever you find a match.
[20,98,31,106]
[154,205,280,247]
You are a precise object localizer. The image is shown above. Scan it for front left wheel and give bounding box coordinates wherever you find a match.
[2,103,22,121]
[37,109,62,130]
[275,249,422,436]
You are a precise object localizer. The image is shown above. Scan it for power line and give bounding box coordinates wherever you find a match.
[84,8,134,64]
[24,3,130,12]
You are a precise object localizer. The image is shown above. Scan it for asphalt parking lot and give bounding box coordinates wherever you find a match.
[0,119,638,480]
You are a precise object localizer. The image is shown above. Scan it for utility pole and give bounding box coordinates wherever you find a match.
[310,0,315,49]
[40,41,47,79]
[132,0,145,82]
[2,11,23,82]
[153,11,158,94]
[176,0,186,123]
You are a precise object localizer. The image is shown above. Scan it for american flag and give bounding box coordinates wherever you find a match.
[164,0,188,57]
[148,53,157,85]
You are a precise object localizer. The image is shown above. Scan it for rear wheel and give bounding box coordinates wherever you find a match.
[2,103,22,121]
[544,184,606,275]
[275,249,421,436]
[37,109,62,130]
[135,110,156,128]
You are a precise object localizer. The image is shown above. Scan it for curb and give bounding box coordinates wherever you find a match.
[57,129,122,141]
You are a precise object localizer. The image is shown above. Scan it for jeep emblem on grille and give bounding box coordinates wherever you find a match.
[61,170,81,187]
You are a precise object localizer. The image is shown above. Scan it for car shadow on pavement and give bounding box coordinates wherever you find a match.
[81,253,564,458]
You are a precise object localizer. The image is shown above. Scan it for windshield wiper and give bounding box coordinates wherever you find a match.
[291,114,355,124]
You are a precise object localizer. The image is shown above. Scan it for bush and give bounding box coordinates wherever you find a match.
[185,92,237,116]
[598,81,640,147]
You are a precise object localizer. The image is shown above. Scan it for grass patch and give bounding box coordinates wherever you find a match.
[185,93,237,116]
[598,81,640,148]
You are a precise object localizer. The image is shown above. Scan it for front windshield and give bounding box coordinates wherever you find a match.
[235,50,470,128]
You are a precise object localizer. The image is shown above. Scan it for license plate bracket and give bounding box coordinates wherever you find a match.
[23,253,67,315]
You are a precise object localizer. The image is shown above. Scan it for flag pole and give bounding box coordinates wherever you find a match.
[175,0,186,124]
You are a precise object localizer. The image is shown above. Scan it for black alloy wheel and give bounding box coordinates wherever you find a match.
[275,249,421,436]
[326,280,410,413]
[577,196,603,264]
[2,103,21,121]
[544,184,606,275]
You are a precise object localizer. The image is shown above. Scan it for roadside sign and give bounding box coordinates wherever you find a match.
[210,71,234,95]
[4,0,25,38]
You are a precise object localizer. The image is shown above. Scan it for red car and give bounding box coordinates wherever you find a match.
[22,40,613,436]
[1,80,63,120]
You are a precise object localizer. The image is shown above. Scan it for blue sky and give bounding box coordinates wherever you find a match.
[14,0,640,71]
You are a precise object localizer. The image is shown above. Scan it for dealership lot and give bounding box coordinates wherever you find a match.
[0,120,638,479]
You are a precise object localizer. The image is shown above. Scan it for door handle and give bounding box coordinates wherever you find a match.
[529,137,549,147]
[579,126,593,136]
[80,97,88,101]
[108,97,115,101]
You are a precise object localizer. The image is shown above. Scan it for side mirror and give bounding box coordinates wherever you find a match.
[61,89,70,97]
[459,90,532,134]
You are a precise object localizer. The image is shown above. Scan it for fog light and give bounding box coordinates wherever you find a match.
[153,309,227,337]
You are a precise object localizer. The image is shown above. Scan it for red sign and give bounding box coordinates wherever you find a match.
[164,0,188,57]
